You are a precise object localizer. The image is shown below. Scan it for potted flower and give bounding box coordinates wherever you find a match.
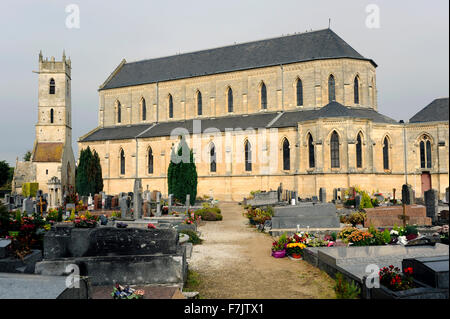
[271,233,289,258]
[286,242,306,259]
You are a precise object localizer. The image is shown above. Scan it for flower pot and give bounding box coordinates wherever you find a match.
[291,253,302,259]
[271,249,286,258]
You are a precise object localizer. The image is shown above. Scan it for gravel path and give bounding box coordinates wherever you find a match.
[188,202,336,299]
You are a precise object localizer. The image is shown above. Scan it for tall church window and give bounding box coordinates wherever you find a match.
[328,75,336,103]
[197,91,202,116]
[330,131,340,168]
[356,133,362,168]
[210,143,216,172]
[120,149,125,175]
[296,78,303,106]
[117,101,122,123]
[245,140,252,171]
[141,98,146,121]
[227,87,233,113]
[419,135,432,168]
[49,78,55,94]
[282,138,290,171]
[148,147,153,174]
[308,133,315,168]
[168,94,174,118]
[354,76,360,104]
[50,108,54,124]
[261,82,267,109]
[383,137,390,170]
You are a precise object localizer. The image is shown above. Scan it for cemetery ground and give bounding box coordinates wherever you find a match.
[187,202,336,299]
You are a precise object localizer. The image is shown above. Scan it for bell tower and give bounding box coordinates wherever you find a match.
[36,51,72,144]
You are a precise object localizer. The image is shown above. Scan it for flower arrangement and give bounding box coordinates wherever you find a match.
[379,265,414,291]
[73,212,98,228]
[244,207,273,225]
[183,211,201,225]
[286,242,306,256]
[338,227,358,240]
[111,284,145,299]
[347,230,373,246]
[147,223,156,229]
[272,233,289,252]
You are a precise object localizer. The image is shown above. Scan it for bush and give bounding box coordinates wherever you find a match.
[194,208,222,221]
[359,191,373,209]
[404,225,418,236]
[339,215,349,224]
[180,230,203,245]
[334,273,360,299]
[22,183,39,198]
[348,212,366,226]
[382,229,391,244]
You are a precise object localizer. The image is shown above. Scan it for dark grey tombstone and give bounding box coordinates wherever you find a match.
[424,189,439,223]
[333,189,338,202]
[168,194,173,207]
[319,188,326,203]
[156,192,162,217]
[402,184,415,205]
[104,196,112,210]
[355,194,362,208]
[403,256,449,290]
[277,183,283,202]
[0,239,11,258]
[22,198,34,216]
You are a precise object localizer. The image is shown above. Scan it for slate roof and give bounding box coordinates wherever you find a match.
[409,98,449,123]
[80,103,397,142]
[32,143,63,162]
[100,29,375,90]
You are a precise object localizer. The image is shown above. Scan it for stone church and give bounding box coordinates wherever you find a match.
[78,29,449,201]
[12,52,76,207]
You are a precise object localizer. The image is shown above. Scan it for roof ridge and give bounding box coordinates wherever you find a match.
[125,29,332,65]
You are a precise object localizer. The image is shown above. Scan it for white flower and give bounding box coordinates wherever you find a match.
[398,236,407,245]
[390,230,399,236]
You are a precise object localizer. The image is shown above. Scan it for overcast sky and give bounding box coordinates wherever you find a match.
[0,0,448,166]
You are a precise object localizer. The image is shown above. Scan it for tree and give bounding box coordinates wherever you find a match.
[75,147,103,196]
[0,161,11,187]
[167,137,198,205]
[23,151,32,161]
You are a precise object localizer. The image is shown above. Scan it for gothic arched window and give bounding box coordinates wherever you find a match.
[296,78,303,106]
[245,140,252,171]
[49,78,55,94]
[282,138,290,171]
[330,131,340,168]
[261,82,267,109]
[419,135,432,168]
[120,149,125,175]
[383,137,390,170]
[210,143,216,172]
[141,98,146,121]
[308,133,315,168]
[197,91,202,116]
[117,101,122,123]
[168,94,174,119]
[356,133,363,168]
[354,76,360,104]
[328,75,336,103]
[50,108,54,124]
[148,147,154,174]
[227,87,233,113]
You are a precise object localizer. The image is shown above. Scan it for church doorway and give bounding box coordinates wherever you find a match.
[421,172,431,195]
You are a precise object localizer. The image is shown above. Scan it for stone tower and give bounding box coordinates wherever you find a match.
[12,51,76,207]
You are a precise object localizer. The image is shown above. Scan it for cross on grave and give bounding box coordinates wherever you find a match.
[398,203,410,227]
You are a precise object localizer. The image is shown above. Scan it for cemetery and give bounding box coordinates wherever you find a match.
[243,184,449,299]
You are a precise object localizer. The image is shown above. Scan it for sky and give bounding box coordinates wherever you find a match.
[0,0,448,166]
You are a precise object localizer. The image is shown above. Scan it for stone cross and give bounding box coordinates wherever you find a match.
[133,178,143,219]
[398,203,410,228]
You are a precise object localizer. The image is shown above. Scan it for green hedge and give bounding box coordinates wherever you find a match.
[194,207,222,221]
[22,182,39,198]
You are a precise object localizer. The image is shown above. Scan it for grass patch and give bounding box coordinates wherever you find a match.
[184,269,201,293]
[179,230,203,245]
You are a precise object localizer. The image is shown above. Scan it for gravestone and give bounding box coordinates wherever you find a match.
[185,194,190,212]
[424,189,438,223]
[445,187,449,204]
[156,192,161,217]
[271,203,340,229]
[14,195,23,207]
[22,198,34,216]
[94,194,102,210]
[333,189,338,202]
[355,194,362,208]
[88,194,93,206]
[402,184,415,205]
[319,188,326,203]
[119,197,128,219]
[402,256,449,290]
[4,194,10,206]
[168,194,173,207]
[133,179,143,219]
[0,239,11,258]
[277,183,283,202]
[111,196,118,208]
[104,196,112,210]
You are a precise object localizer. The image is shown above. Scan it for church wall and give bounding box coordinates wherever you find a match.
[98,59,377,128]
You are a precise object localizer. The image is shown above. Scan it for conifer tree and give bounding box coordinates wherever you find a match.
[76,147,103,196]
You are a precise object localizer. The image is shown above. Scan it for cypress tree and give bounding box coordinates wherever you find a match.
[167,137,197,205]
[76,147,103,196]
